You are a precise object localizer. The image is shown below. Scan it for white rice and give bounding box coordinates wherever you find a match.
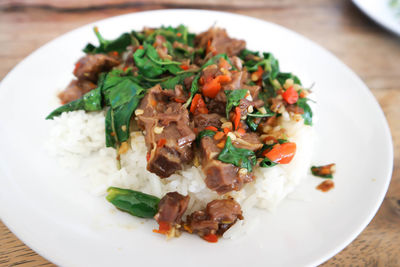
[46,110,314,238]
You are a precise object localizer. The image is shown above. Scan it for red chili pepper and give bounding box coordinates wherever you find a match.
[199,76,205,85]
[202,75,232,98]
[263,136,277,143]
[180,64,189,70]
[153,221,171,235]
[233,107,241,130]
[237,128,246,135]
[223,127,230,134]
[157,138,166,148]
[203,234,218,243]
[174,98,186,103]
[73,62,81,73]
[252,65,263,81]
[264,142,296,164]
[190,94,208,115]
[202,78,221,98]
[213,131,225,141]
[206,39,212,54]
[205,126,218,132]
[282,86,299,104]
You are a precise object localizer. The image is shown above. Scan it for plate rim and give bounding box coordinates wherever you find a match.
[0,8,394,267]
[352,0,400,36]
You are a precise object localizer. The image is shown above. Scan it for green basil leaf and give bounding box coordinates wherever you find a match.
[112,97,141,143]
[196,130,216,145]
[276,72,302,86]
[105,108,117,148]
[246,109,275,118]
[225,89,248,118]
[161,72,192,90]
[296,98,313,125]
[133,46,164,78]
[260,157,278,168]
[246,115,261,131]
[311,165,334,179]
[145,43,181,66]
[201,53,234,70]
[106,187,160,218]
[218,137,257,172]
[107,78,145,109]
[263,53,280,80]
[82,86,103,110]
[239,49,260,60]
[83,27,133,54]
[184,74,200,108]
[46,86,102,120]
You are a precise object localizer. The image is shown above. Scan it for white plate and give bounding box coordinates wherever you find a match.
[353,0,400,36]
[0,9,393,267]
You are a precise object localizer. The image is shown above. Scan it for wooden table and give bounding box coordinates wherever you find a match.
[0,0,399,266]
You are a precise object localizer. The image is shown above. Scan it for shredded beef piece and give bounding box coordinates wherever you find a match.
[230,56,243,70]
[58,79,97,104]
[186,198,243,236]
[154,192,189,225]
[233,132,263,151]
[137,85,196,178]
[193,113,223,131]
[206,71,265,116]
[199,136,254,194]
[73,54,119,82]
[195,28,246,57]
[207,99,227,116]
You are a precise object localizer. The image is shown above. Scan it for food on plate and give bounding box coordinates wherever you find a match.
[312,163,336,192]
[47,25,316,242]
[316,180,335,192]
[311,163,336,179]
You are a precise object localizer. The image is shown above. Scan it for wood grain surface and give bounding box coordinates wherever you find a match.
[0,0,399,266]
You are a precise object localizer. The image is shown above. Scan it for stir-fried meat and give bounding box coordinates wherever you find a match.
[121,45,139,69]
[233,132,263,151]
[222,71,247,91]
[186,198,243,236]
[73,54,119,82]
[154,192,189,225]
[205,161,242,194]
[137,85,196,178]
[244,84,262,101]
[195,28,246,57]
[153,35,173,60]
[206,199,243,223]
[286,104,304,114]
[58,79,97,104]
[230,56,243,70]
[186,210,218,235]
[207,99,226,116]
[206,71,264,116]
[206,70,243,114]
[173,41,194,53]
[193,113,223,132]
[199,136,254,194]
